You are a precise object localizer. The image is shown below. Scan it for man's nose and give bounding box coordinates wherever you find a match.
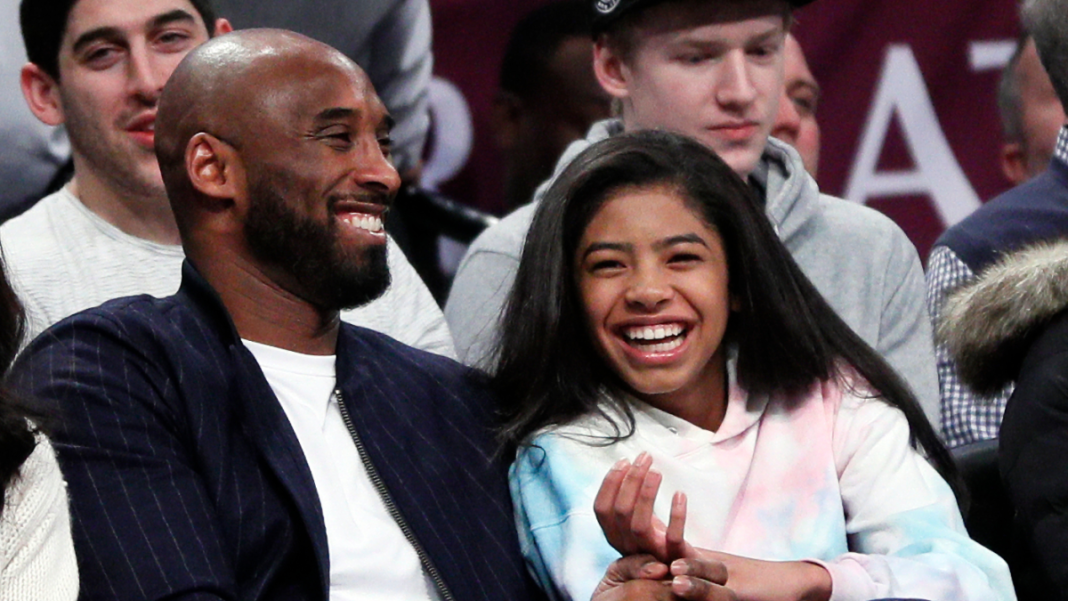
[715,51,758,109]
[126,45,166,102]
[354,141,401,197]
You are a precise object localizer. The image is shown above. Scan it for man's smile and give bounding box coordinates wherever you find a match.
[124,112,156,149]
[333,200,388,238]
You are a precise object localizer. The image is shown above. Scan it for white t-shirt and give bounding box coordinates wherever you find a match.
[0,186,456,358]
[244,339,440,601]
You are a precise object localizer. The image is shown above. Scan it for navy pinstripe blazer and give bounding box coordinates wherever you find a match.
[13,262,545,601]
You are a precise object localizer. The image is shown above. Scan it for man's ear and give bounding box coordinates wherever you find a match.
[593,39,630,100]
[999,141,1028,186]
[20,63,64,126]
[491,91,523,150]
[212,18,233,36]
[186,132,243,208]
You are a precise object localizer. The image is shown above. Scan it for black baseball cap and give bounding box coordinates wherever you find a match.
[591,0,817,34]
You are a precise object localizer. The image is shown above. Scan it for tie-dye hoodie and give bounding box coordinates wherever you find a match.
[509,369,1014,601]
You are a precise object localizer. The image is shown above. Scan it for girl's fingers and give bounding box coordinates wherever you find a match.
[612,453,652,552]
[595,458,630,524]
[665,491,690,560]
[629,468,663,547]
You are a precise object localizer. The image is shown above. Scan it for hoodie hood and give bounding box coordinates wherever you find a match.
[938,239,1068,394]
[751,136,822,245]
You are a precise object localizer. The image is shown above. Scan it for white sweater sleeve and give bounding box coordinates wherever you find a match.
[0,436,78,601]
[823,393,1015,601]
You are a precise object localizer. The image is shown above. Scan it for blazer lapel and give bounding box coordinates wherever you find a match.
[231,345,331,597]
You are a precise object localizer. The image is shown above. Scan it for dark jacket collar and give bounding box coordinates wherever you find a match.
[176,259,244,348]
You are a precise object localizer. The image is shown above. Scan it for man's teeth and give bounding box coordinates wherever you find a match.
[343,214,384,233]
[624,324,683,342]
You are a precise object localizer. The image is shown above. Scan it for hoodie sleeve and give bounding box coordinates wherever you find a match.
[824,392,1016,601]
[509,437,621,601]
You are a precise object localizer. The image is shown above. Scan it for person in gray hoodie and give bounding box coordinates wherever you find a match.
[445,0,939,427]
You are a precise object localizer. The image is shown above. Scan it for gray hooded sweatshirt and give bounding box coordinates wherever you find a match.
[445,120,939,427]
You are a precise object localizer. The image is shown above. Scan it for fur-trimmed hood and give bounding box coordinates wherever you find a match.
[938,239,1068,394]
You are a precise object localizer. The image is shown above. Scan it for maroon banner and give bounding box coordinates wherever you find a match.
[427,0,1021,260]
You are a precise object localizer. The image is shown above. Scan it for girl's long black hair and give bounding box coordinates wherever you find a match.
[0,251,37,517]
[492,129,957,488]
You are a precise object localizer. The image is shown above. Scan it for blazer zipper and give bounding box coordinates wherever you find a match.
[334,388,456,601]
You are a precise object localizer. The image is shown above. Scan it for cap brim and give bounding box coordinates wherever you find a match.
[593,0,820,35]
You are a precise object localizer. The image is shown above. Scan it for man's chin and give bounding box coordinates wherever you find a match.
[712,143,765,180]
[330,247,391,311]
[132,158,167,194]
[333,270,391,311]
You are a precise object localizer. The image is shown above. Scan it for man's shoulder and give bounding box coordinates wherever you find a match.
[337,324,498,432]
[0,187,180,289]
[802,193,914,255]
[26,292,197,359]
[339,323,483,384]
[936,168,1068,270]
[0,189,73,250]
[941,173,1062,237]
[813,193,905,234]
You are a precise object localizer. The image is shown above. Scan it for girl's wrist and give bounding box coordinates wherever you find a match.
[795,561,832,601]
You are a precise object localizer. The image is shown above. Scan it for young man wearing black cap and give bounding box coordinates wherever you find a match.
[446,0,941,431]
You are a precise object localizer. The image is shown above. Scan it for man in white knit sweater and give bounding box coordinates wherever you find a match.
[5,0,454,357]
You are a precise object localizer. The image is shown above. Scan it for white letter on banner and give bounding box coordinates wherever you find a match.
[844,44,980,226]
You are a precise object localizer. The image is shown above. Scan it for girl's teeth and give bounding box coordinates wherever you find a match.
[625,324,683,341]
[640,337,684,353]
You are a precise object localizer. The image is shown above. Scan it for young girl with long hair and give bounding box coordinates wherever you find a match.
[494,131,1013,601]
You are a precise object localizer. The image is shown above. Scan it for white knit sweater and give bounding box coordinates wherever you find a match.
[0,435,77,600]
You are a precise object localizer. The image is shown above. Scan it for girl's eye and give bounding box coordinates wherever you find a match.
[668,252,701,264]
[586,256,627,273]
[591,259,623,271]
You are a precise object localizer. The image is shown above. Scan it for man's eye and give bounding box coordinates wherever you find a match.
[318,128,353,146]
[378,137,393,156]
[679,53,710,65]
[157,31,191,46]
[83,46,121,68]
[790,94,818,116]
[749,44,776,59]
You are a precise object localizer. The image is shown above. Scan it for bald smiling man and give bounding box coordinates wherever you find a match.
[13,30,539,601]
